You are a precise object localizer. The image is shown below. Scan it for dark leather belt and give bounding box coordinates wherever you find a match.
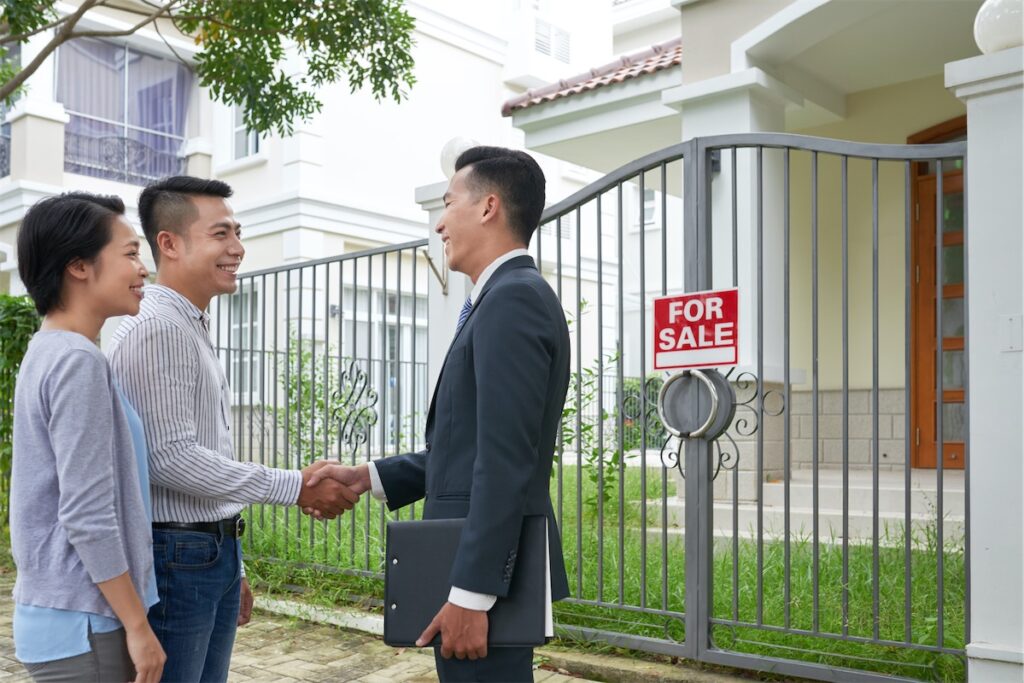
[153,515,245,538]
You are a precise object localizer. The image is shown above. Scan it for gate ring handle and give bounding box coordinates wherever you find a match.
[657,368,720,440]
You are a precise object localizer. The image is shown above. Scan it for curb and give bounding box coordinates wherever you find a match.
[255,595,753,683]
[538,650,752,683]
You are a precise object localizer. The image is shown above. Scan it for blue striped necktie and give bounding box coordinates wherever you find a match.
[455,296,473,334]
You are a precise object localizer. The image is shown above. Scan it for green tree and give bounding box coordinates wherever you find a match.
[0,0,416,135]
[0,295,39,529]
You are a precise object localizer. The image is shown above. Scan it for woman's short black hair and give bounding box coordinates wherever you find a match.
[17,192,126,316]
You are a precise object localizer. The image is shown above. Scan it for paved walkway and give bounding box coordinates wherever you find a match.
[0,581,588,682]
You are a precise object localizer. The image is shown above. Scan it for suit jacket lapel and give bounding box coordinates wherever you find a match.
[424,255,538,431]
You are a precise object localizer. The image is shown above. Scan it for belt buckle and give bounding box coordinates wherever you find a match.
[235,516,246,537]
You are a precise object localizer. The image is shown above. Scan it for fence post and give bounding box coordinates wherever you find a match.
[415,181,473,396]
[946,36,1023,683]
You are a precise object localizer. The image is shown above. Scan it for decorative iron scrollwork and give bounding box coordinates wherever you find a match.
[660,435,684,478]
[330,360,379,460]
[659,367,786,482]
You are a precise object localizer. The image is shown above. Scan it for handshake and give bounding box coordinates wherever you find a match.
[295,461,372,519]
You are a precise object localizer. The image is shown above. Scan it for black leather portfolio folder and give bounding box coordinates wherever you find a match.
[384,514,547,648]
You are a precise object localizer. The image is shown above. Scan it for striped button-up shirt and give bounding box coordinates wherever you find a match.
[109,285,301,523]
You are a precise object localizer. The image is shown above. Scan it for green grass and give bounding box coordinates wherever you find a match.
[241,465,966,682]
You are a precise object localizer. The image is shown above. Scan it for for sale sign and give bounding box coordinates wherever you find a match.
[653,288,739,370]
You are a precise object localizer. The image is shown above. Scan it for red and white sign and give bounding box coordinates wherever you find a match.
[653,288,739,370]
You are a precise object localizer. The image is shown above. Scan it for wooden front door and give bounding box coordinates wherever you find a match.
[911,170,966,469]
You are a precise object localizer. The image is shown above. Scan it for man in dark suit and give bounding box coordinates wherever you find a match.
[307,146,570,681]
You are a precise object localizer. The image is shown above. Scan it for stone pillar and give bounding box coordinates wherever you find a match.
[663,71,798,501]
[182,137,213,177]
[6,28,66,186]
[6,99,67,185]
[414,181,472,395]
[945,7,1023,678]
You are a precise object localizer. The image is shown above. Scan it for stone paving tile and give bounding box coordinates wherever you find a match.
[0,579,603,682]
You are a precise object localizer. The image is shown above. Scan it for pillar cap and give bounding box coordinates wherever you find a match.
[5,99,68,126]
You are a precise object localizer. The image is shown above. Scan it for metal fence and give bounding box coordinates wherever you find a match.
[222,133,968,682]
[213,241,429,573]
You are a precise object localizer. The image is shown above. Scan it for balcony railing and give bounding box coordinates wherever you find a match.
[64,116,186,185]
[0,133,9,178]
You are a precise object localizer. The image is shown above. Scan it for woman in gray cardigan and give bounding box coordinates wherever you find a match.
[11,193,165,682]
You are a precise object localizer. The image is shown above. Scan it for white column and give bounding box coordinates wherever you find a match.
[946,41,1024,682]
[6,28,67,185]
[663,69,799,385]
[663,71,797,498]
[414,181,472,396]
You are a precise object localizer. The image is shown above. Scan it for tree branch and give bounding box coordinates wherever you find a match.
[1,12,78,45]
[67,0,177,40]
[151,16,191,70]
[0,0,104,103]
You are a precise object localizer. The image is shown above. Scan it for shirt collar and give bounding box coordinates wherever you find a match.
[469,248,531,306]
[144,284,210,329]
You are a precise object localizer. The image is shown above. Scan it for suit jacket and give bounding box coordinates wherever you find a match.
[375,255,571,601]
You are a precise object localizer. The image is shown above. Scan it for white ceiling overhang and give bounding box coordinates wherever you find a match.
[731,0,983,126]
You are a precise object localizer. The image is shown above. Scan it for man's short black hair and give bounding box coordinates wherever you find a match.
[138,176,233,265]
[17,192,126,316]
[454,146,546,245]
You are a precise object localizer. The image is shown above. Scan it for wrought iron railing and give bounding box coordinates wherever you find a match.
[0,132,10,178]
[211,240,431,575]
[64,126,185,185]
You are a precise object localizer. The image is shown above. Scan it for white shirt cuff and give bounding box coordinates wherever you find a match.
[366,461,388,503]
[448,586,497,611]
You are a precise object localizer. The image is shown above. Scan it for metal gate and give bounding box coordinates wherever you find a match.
[535,133,968,682]
[219,133,968,683]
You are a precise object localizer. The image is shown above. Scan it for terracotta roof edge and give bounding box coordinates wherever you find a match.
[501,36,681,117]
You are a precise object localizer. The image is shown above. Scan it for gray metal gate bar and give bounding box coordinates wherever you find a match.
[755,145,765,627]
[842,154,851,638]
[903,160,914,644]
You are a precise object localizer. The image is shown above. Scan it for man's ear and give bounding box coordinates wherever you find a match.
[155,230,180,262]
[65,258,90,282]
[480,194,500,224]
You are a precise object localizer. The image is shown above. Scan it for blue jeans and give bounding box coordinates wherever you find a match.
[149,528,241,683]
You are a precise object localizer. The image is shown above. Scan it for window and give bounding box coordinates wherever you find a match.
[0,44,20,178]
[643,188,656,225]
[228,282,261,399]
[535,18,570,63]
[540,212,573,240]
[57,38,192,184]
[232,106,259,160]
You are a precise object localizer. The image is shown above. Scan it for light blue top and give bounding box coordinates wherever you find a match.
[14,386,158,663]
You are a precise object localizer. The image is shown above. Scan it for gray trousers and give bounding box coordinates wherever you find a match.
[22,627,134,682]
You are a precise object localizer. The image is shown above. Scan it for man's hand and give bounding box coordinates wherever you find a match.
[305,462,371,493]
[237,577,254,626]
[416,601,489,660]
[302,463,371,518]
[297,462,359,519]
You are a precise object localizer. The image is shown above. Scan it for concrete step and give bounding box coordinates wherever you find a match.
[650,500,964,548]
[759,481,965,516]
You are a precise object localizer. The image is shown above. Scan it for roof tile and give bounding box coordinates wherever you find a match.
[501,37,681,116]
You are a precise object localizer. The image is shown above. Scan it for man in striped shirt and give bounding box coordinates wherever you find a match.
[109,176,357,682]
